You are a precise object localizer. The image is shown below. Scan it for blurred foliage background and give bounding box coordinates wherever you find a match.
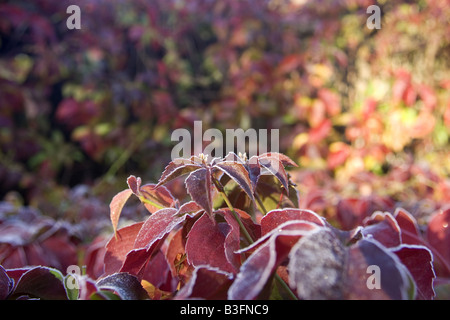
[0,0,449,234]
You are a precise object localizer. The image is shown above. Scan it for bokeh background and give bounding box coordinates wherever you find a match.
[0,0,449,275]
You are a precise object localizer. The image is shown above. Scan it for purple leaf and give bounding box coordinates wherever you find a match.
[258,156,289,193]
[246,155,261,191]
[259,152,298,168]
[97,272,148,300]
[346,238,413,300]
[7,266,68,300]
[0,265,13,299]
[213,161,254,201]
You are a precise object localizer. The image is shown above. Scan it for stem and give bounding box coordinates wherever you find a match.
[254,193,268,215]
[139,196,165,211]
[212,178,254,245]
[213,178,298,300]
[274,274,298,300]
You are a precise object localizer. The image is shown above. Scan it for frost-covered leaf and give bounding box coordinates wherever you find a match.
[246,155,261,191]
[104,222,144,275]
[213,161,254,201]
[394,208,423,245]
[288,229,347,299]
[185,168,214,216]
[391,245,435,300]
[346,238,413,300]
[228,221,320,300]
[261,208,325,236]
[118,205,200,279]
[127,175,142,195]
[109,189,133,236]
[361,211,401,248]
[0,265,13,299]
[258,156,289,193]
[97,272,148,300]
[426,207,450,277]
[176,266,233,300]
[185,213,237,274]
[133,208,179,250]
[156,158,203,187]
[7,266,68,300]
[139,183,177,213]
[259,152,298,168]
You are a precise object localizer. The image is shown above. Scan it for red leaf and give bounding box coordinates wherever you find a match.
[119,205,200,278]
[141,249,176,292]
[185,213,236,274]
[214,161,254,201]
[394,208,423,245]
[417,84,437,111]
[176,266,233,299]
[185,168,214,216]
[318,88,341,116]
[261,208,325,236]
[156,158,202,187]
[277,54,303,74]
[336,197,371,230]
[119,248,151,279]
[104,222,144,275]
[139,183,177,213]
[109,189,133,235]
[127,175,142,195]
[391,245,435,300]
[361,211,402,248]
[133,208,180,250]
[426,207,450,277]
[228,221,320,299]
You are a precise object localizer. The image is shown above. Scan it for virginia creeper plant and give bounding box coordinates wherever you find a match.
[0,152,443,300]
[102,151,437,300]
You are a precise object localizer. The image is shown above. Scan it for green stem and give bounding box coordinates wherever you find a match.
[139,196,165,211]
[274,274,298,300]
[254,193,268,215]
[213,178,298,300]
[212,178,254,245]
